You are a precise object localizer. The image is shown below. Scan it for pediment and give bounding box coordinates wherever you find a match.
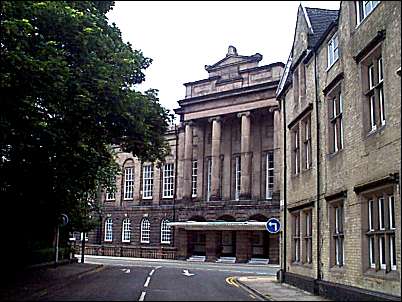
[205,46,262,72]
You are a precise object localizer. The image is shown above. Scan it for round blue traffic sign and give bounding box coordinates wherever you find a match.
[266,218,281,234]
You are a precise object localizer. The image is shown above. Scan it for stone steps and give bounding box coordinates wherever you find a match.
[186,255,206,262]
[248,258,270,264]
[216,256,236,263]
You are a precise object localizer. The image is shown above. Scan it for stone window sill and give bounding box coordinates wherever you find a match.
[364,269,400,281]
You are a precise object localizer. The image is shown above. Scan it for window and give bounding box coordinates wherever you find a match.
[122,218,131,243]
[302,115,312,169]
[142,164,153,199]
[292,212,301,262]
[363,49,385,133]
[191,160,198,197]
[330,202,344,267]
[266,151,274,200]
[356,1,380,25]
[162,163,174,198]
[207,158,212,201]
[328,33,339,68]
[303,210,313,264]
[235,156,241,201]
[104,218,113,242]
[365,192,396,272]
[141,218,150,243]
[105,176,116,201]
[292,127,300,175]
[329,91,344,153]
[124,167,134,200]
[161,219,171,244]
[80,232,88,242]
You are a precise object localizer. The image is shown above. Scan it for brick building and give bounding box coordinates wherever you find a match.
[82,46,284,264]
[276,1,400,300]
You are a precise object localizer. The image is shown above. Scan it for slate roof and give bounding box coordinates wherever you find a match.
[305,7,339,48]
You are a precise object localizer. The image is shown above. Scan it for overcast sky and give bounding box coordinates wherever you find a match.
[107,1,340,115]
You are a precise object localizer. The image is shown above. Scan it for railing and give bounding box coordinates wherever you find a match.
[79,244,177,260]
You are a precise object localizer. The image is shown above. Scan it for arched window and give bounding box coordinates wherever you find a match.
[122,218,131,243]
[104,218,113,242]
[161,219,171,244]
[141,218,150,243]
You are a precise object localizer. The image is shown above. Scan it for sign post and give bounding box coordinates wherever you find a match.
[55,214,69,266]
[266,218,281,234]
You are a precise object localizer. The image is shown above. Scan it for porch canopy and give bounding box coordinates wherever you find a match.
[167,221,267,231]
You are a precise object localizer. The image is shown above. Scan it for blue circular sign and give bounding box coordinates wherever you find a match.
[266,218,281,234]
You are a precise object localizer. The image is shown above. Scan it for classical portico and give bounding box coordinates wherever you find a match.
[172,46,284,263]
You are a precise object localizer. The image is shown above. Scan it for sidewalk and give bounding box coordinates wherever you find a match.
[0,261,104,301]
[236,276,331,301]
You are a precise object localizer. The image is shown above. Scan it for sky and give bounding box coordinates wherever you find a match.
[107,1,340,116]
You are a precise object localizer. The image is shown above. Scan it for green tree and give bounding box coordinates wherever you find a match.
[0,1,173,267]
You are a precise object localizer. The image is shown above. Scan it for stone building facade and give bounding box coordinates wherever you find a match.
[276,2,400,300]
[82,46,284,264]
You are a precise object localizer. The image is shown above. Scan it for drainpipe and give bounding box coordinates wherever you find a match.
[281,96,287,282]
[173,124,179,223]
[314,51,321,288]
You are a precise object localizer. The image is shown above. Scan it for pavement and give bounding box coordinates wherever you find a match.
[0,260,104,301]
[235,276,331,301]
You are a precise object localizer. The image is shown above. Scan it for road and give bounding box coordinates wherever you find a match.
[37,255,279,301]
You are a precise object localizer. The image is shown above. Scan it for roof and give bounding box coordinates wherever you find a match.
[304,7,339,47]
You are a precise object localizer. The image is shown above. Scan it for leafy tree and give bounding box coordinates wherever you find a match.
[0,1,173,267]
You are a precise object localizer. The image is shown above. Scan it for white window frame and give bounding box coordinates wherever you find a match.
[104,218,113,242]
[339,94,344,149]
[122,218,131,243]
[378,58,385,126]
[368,200,374,231]
[235,156,241,201]
[390,235,397,271]
[162,163,174,198]
[140,218,150,243]
[369,236,375,268]
[378,197,385,230]
[80,232,88,242]
[389,195,395,230]
[266,151,274,199]
[207,158,212,201]
[124,167,134,200]
[327,33,339,69]
[142,164,153,199]
[191,160,198,197]
[379,235,386,270]
[294,129,299,174]
[356,1,380,26]
[160,219,171,244]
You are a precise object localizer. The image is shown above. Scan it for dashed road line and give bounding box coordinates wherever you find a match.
[144,276,151,287]
[139,291,146,301]
[149,269,155,276]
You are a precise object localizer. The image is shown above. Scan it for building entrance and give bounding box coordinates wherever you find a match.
[220,231,236,257]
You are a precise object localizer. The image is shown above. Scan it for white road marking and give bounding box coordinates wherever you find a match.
[182,269,195,276]
[120,268,130,273]
[149,269,155,276]
[139,291,146,301]
[144,276,151,287]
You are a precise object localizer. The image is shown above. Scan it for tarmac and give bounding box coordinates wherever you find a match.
[1,260,330,301]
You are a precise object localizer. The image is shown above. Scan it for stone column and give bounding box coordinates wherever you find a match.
[236,231,252,263]
[238,111,251,199]
[175,228,189,260]
[183,121,193,200]
[272,108,280,196]
[209,116,221,201]
[205,231,220,262]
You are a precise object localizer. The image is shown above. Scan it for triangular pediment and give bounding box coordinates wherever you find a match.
[205,46,262,72]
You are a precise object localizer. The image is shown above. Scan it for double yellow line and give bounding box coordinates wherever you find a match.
[225,276,239,288]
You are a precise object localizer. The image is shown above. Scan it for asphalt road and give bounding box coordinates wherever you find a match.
[36,256,279,301]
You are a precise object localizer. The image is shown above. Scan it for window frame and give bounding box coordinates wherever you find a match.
[191,160,198,198]
[122,218,131,243]
[235,156,241,201]
[104,218,113,242]
[356,1,380,26]
[327,32,339,69]
[142,164,153,199]
[266,151,274,200]
[140,218,150,244]
[162,163,175,198]
[160,219,171,244]
[123,166,134,200]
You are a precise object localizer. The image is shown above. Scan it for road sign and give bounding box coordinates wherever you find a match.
[60,214,69,226]
[266,218,281,234]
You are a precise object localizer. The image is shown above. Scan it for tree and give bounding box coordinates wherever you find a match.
[0,1,173,268]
